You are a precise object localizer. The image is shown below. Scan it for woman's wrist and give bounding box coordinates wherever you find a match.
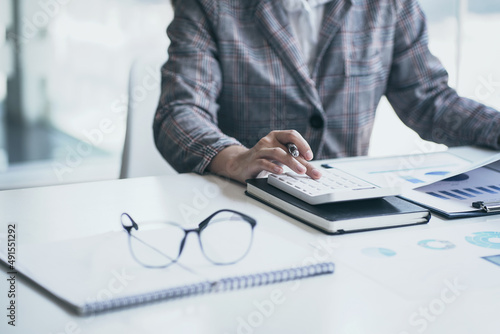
[207,145,249,183]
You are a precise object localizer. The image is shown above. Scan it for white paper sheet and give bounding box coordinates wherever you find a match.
[326,152,474,189]
[407,165,500,213]
[332,220,500,301]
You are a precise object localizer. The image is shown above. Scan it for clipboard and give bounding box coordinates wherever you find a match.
[472,201,500,213]
[401,158,500,219]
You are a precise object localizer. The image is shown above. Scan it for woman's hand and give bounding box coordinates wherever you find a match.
[208,130,322,184]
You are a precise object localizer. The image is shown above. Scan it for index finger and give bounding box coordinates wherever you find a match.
[273,130,314,161]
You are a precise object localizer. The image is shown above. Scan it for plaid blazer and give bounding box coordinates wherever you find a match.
[154,0,500,174]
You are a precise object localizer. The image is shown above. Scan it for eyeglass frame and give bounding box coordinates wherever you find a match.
[121,209,257,268]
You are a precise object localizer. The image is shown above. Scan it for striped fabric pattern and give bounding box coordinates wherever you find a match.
[154,0,500,174]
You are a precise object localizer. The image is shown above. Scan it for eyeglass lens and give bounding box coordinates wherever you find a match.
[122,214,185,268]
[199,211,254,264]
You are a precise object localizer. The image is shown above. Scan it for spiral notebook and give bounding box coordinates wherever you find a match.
[0,228,334,316]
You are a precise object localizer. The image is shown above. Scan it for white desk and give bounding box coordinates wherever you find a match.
[1,147,499,334]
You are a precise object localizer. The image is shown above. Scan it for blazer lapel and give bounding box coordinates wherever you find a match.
[312,0,354,78]
[254,0,323,111]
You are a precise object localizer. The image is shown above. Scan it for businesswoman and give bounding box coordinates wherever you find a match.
[155,0,500,184]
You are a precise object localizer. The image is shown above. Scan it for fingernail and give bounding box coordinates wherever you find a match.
[297,165,307,173]
[312,168,322,178]
[305,150,313,160]
[274,166,283,174]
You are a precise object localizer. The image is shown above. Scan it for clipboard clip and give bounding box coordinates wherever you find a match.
[472,201,500,213]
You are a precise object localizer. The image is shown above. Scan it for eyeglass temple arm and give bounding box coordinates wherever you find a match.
[129,235,179,262]
[121,213,138,233]
[131,234,211,280]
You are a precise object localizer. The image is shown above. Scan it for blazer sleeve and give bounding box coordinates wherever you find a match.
[385,0,500,149]
[153,0,242,174]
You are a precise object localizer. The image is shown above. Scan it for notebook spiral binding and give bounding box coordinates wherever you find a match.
[81,262,335,315]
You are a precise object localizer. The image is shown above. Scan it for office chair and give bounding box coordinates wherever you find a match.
[120,55,177,178]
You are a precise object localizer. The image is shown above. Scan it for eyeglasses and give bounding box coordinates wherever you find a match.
[121,210,257,268]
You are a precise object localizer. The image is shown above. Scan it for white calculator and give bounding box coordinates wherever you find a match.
[267,167,400,205]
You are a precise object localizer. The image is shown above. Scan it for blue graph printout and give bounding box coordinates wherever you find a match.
[414,165,500,213]
[482,254,500,267]
[465,232,500,250]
